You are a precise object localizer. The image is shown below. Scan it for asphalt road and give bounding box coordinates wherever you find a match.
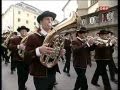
[2,59,118,90]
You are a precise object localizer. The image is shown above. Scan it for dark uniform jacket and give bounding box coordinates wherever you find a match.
[24,30,60,77]
[64,38,72,55]
[72,37,94,69]
[93,43,114,60]
[8,36,23,61]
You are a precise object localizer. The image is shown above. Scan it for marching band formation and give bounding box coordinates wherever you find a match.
[1,11,118,90]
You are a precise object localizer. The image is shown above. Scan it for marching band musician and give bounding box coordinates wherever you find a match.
[107,31,118,84]
[72,27,94,90]
[7,32,18,74]
[63,32,72,77]
[1,32,11,64]
[91,29,112,90]
[24,11,65,90]
[8,26,30,90]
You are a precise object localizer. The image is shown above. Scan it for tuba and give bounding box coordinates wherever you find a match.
[40,11,81,68]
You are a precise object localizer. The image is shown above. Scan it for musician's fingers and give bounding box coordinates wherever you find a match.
[46,47,54,51]
[43,43,49,46]
[46,50,54,54]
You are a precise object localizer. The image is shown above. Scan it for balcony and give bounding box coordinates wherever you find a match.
[80,6,118,29]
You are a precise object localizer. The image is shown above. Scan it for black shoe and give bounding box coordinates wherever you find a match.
[67,73,70,77]
[91,82,100,87]
[63,69,66,72]
[11,71,14,74]
[25,86,27,90]
[5,62,8,65]
[13,69,16,71]
[54,82,58,85]
[7,61,10,63]
[111,79,118,84]
[104,86,111,90]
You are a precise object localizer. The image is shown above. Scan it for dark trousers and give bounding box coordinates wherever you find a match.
[11,55,16,71]
[63,53,71,73]
[108,59,118,80]
[11,60,16,71]
[1,48,9,63]
[33,73,56,90]
[16,61,29,90]
[73,67,88,90]
[91,60,111,90]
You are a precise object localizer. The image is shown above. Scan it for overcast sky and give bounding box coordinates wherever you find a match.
[2,0,68,22]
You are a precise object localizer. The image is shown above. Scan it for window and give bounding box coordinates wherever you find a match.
[18,11,21,14]
[26,20,29,24]
[91,0,98,6]
[34,22,36,25]
[18,18,21,22]
[27,13,29,16]
[34,16,36,19]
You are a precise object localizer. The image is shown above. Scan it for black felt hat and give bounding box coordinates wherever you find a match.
[97,29,108,34]
[76,27,88,36]
[76,27,88,33]
[107,31,114,35]
[37,11,56,23]
[17,26,30,32]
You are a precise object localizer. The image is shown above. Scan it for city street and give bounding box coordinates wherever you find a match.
[2,60,118,90]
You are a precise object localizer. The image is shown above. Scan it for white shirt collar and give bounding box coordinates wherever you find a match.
[40,25,48,36]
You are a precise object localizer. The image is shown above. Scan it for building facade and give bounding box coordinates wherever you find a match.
[62,0,118,61]
[2,2,43,34]
[2,2,59,34]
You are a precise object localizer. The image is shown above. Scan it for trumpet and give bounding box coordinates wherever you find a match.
[93,36,110,45]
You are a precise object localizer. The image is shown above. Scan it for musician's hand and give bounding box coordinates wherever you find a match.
[18,44,25,50]
[88,38,94,46]
[110,39,117,45]
[39,44,54,55]
[60,49,66,56]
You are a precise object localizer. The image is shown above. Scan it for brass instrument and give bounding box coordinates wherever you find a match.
[40,11,80,68]
[2,31,13,48]
[93,36,110,45]
[18,31,35,58]
[18,36,29,58]
[2,31,14,56]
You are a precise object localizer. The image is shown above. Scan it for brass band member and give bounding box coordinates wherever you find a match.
[8,26,29,90]
[72,27,94,90]
[107,31,118,84]
[63,32,72,77]
[91,29,112,90]
[8,32,18,74]
[24,11,64,90]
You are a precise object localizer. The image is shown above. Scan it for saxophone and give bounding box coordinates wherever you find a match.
[40,11,80,68]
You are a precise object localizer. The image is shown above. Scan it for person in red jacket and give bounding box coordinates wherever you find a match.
[24,11,65,90]
[91,29,112,90]
[72,27,94,90]
[8,26,29,90]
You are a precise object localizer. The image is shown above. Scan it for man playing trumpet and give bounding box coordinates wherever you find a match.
[91,29,113,90]
[72,27,94,90]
